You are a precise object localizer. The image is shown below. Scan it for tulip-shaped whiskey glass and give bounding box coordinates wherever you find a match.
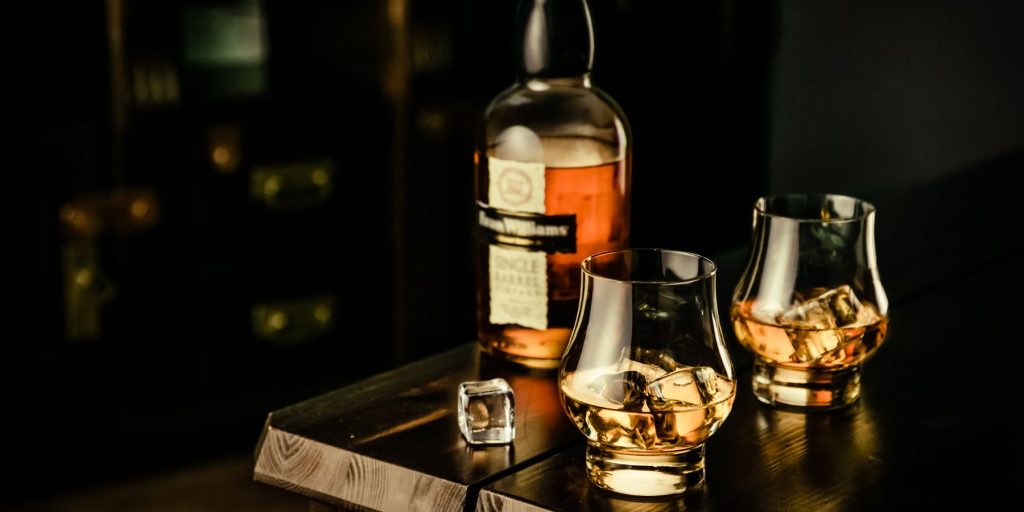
[559,249,736,496]
[732,194,889,409]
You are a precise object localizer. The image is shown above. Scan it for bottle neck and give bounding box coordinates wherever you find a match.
[514,0,595,79]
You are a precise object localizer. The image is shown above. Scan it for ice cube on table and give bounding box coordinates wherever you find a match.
[646,366,721,409]
[458,378,514,445]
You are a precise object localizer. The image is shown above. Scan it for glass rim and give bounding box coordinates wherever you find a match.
[581,248,717,285]
[755,193,875,223]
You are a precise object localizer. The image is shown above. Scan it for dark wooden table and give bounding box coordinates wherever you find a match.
[479,257,1017,510]
[256,158,1022,510]
[256,254,1017,511]
[253,343,579,511]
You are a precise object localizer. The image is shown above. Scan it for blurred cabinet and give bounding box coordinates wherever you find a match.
[5,0,396,498]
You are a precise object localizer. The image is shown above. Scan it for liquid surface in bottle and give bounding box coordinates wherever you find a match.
[476,136,628,368]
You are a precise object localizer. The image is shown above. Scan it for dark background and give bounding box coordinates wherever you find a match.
[2,0,1021,506]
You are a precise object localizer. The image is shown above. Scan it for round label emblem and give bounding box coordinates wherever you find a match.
[497,167,532,207]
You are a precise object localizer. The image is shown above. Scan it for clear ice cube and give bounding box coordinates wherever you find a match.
[781,285,865,328]
[614,347,670,382]
[778,285,870,363]
[458,378,514,445]
[588,370,649,411]
[787,329,844,363]
[646,366,721,409]
[631,347,682,374]
[637,300,673,320]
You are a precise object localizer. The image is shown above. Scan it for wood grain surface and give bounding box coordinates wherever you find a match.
[254,343,579,512]
[256,425,466,511]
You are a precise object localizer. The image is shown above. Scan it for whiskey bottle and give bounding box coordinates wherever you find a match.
[475,0,631,368]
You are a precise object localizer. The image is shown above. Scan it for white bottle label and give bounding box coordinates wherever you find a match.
[488,157,546,214]
[488,245,548,330]
[486,156,548,330]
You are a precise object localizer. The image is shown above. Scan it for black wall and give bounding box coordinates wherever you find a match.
[769,0,1024,192]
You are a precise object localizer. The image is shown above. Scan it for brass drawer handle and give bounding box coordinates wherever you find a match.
[250,160,334,210]
[59,188,160,238]
[252,295,336,344]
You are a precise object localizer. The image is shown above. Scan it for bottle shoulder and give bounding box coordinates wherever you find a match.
[483,82,629,128]
[480,81,630,165]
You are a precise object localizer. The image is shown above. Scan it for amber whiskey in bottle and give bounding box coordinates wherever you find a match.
[475,0,631,368]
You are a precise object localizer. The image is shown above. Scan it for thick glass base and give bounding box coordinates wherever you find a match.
[752,359,861,409]
[585,444,705,497]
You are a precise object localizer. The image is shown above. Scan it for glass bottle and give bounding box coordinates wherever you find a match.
[475,0,631,369]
